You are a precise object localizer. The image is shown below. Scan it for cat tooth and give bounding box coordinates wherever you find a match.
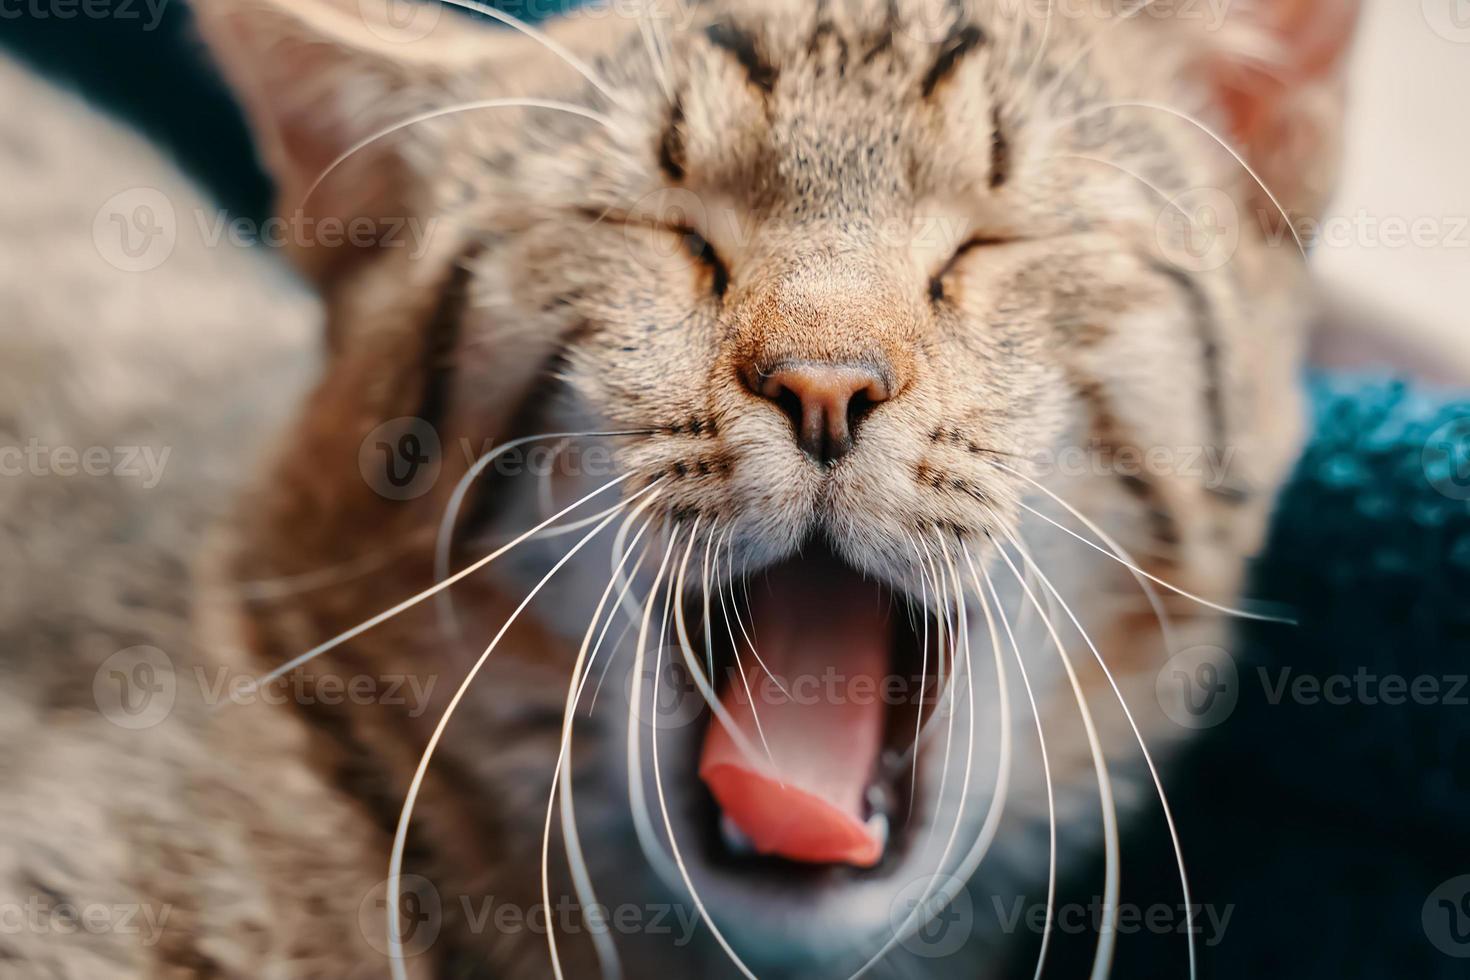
[866,782,892,818]
[865,783,891,854]
[865,811,890,853]
[719,814,757,856]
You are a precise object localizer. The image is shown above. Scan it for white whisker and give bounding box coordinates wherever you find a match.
[543,499,659,980]
[973,553,1057,980]
[901,529,932,812]
[1009,534,1198,980]
[1034,0,1162,112]
[440,0,626,106]
[636,0,675,101]
[536,437,573,519]
[301,99,622,212]
[520,496,638,542]
[1072,100,1306,259]
[1054,153,1199,256]
[235,473,645,698]
[387,493,640,980]
[918,531,958,853]
[949,546,1015,885]
[1017,0,1056,93]
[987,457,1178,653]
[991,528,1118,980]
[650,518,760,980]
[587,582,645,716]
[672,530,768,769]
[723,533,791,699]
[232,537,423,601]
[434,429,653,640]
[990,459,1294,624]
[701,523,725,680]
[624,527,682,888]
[710,532,779,772]
[912,532,951,744]
[849,534,980,980]
[1040,77,1309,281]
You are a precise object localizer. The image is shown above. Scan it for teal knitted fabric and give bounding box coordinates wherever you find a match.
[1033,375,1470,979]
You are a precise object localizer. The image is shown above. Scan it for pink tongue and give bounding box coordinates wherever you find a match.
[698,563,892,868]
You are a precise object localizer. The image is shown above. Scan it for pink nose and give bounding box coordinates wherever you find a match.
[748,361,892,464]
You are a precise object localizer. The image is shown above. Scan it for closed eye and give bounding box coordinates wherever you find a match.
[587,208,729,300]
[676,227,728,299]
[929,234,1015,303]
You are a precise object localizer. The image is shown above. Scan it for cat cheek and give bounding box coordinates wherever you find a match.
[607,228,712,302]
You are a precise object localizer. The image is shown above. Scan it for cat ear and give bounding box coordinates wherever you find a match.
[1195,0,1362,223]
[193,0,506,279]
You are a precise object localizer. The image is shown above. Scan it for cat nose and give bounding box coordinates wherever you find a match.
[746,360,892,465]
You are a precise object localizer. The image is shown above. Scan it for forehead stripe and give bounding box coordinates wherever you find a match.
[705,22,778,94]
[1146,259,1231,463]
[920,23,986,98]
[659,97,687,182]
[415,242,484,428]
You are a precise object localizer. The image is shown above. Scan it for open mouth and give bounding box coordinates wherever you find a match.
[686,540,946,875]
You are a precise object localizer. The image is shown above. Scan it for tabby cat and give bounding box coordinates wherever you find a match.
[1,0,1359,976]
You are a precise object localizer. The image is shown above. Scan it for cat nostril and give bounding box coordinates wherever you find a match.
[747,361,892,465]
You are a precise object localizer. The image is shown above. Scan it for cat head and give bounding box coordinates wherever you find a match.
[198,0,1358,972]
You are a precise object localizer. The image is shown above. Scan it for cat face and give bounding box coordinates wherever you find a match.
[200,0,1356,973]
[305,0,1325,579]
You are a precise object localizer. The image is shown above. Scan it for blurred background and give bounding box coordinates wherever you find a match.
[1313,0,1470,381]
[0,2,1466,977]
